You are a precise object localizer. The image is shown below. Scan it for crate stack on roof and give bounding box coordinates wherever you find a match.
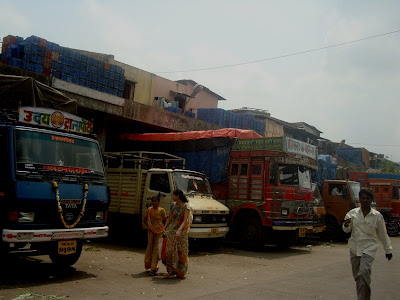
[197,108,265,136]
[0,34,125,98]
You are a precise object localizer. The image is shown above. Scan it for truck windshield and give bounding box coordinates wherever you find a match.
[279,164,311,189]
[173,172,212,195]
[15,129,104,175]
[348,182,360,203]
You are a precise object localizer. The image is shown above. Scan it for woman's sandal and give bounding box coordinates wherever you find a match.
[149,271,157,276]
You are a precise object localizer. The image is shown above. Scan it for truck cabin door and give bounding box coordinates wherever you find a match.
[229,159,249,201]
[142,172,172,219]
[325,183,351,223]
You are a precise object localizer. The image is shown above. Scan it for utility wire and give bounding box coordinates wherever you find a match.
[155,29,400,74]
[348,143,400,148]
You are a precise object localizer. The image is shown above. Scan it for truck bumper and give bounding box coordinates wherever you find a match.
[2,226,109,243]
[309,225,326,233]
[189,226,229,239]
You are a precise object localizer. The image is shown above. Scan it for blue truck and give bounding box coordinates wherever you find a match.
[0,105,109,266]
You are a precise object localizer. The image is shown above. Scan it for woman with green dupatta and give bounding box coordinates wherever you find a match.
[163,189,191,279]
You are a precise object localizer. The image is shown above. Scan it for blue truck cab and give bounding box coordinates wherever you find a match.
[0,106,109,266]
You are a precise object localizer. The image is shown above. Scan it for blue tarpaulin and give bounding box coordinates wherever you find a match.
[173,145,231,184]
[312,155,337,190]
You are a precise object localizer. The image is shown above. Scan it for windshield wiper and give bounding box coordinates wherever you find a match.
[186,190,198,197]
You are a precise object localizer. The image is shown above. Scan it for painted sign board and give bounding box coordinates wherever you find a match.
[19,106,93,135]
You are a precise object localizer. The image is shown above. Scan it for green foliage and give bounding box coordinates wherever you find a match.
[378,159,400,174]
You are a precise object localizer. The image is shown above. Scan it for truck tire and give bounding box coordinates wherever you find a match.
[386,221,400,237]
[240,217,264,250]
[49,240,83,266]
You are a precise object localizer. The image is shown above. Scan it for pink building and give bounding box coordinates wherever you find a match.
[153,77,225,116]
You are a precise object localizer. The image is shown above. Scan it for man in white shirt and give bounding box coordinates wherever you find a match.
[343,188,393,300]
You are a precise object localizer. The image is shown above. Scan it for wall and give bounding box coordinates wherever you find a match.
[265,118,284,137]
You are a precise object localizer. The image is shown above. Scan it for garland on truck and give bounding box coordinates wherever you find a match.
[52,181,88,229]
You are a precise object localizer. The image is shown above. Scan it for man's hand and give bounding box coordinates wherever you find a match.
[386,253,392,261]
[343,218,351,227]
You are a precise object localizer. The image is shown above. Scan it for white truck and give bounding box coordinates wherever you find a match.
[104,151,229,240]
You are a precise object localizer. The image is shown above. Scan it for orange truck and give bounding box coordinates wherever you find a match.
[320,180,361,241]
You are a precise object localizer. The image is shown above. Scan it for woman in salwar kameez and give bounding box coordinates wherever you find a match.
[144,195,166,276]
[163,189,190,279]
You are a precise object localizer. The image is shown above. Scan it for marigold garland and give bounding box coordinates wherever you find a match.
[52,181,88,229]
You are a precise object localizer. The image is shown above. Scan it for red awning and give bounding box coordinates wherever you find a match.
[120,128,262,141]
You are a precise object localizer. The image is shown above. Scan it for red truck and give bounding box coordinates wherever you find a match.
[116,131,318,248]
[349,172,400,236]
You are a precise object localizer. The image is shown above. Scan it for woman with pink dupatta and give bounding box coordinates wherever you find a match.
[144,195,166,276]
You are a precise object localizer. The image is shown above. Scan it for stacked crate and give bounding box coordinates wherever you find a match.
[197,108,265,136]
[1,34,125,98]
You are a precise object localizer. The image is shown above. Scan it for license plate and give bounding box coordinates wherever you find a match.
[298,228,307,237]
[58,240,77,255]
[210,228,219,235]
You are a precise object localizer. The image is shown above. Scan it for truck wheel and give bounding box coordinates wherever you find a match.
[386,222,400,237]
[240,217,264,250]
[49,240,83,266]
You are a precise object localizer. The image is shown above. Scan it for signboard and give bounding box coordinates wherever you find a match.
[232,137,284,151]
[19,106,93,135]
[284,137,317,160]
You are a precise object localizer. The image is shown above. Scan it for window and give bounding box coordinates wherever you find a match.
[149,173,170,193]
[269,162,277,185]
[231,164,238,176]
[240,164,248,176]
[15,129,104,174]
[279,164,311,189]
[279,165,298,186]
[329,184,346,196]
[251,164,262,175]
[393,186,399,200]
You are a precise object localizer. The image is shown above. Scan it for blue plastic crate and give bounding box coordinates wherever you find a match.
[33,64,43,74]
[7,58,21,68]
[24,61,35,72]
[89,73,97,82]
[25,35,40,45]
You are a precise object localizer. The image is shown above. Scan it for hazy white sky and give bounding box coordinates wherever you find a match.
[1,0,399,161]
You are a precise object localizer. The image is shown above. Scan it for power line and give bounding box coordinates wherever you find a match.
[347,143,400,148]
[155,29,400,74]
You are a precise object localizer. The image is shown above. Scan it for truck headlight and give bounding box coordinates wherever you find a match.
[281,208,289,216]
[194,216,202,223]
[19,212,35,222]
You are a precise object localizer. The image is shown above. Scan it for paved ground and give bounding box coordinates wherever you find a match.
[0,236,399,300]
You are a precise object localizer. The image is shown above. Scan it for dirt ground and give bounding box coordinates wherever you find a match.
[0,237,399,300]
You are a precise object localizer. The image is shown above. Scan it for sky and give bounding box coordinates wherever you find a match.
[1,0,399,162]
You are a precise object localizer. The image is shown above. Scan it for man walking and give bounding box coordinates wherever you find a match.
[343,188,393,300]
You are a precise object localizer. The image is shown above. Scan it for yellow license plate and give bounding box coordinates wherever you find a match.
[298,228,307,237]
[210,228,219,235]
[58,240,77,255]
